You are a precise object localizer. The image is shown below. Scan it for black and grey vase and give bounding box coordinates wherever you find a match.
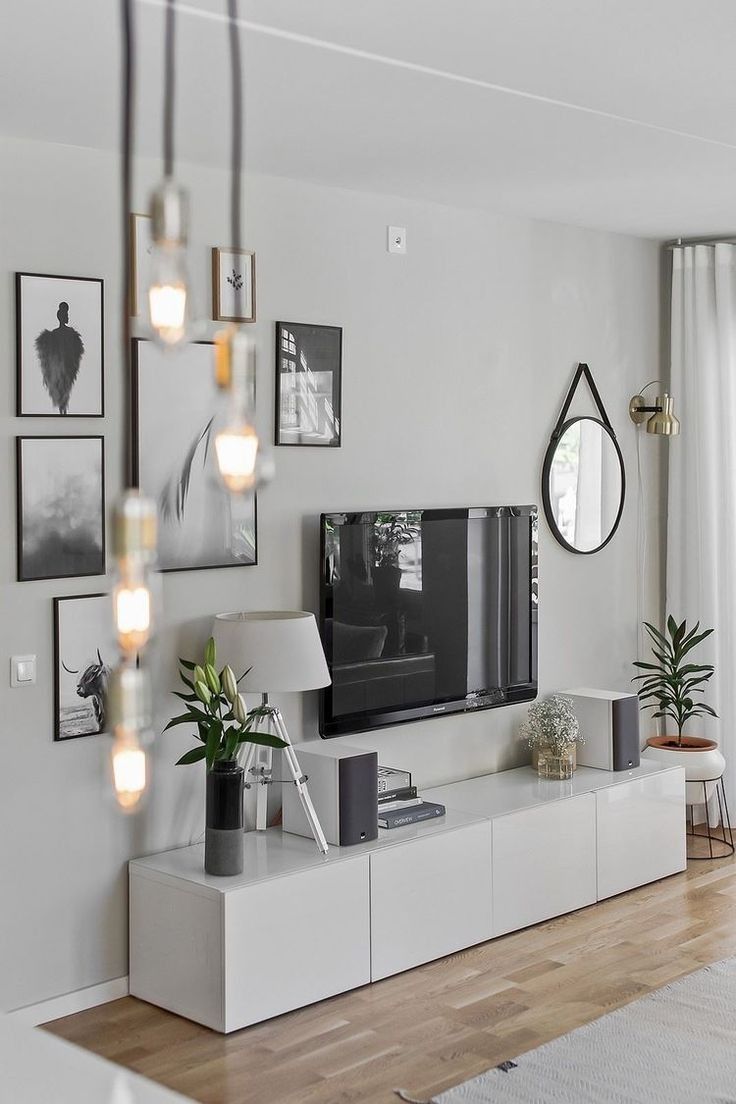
[205,759,244,876]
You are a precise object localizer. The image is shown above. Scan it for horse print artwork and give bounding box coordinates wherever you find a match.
[54,594,117,741]
[16,273,104,417]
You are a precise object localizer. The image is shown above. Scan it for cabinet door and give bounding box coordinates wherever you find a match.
[225,856,370,1031]
[492,794,597,936]
[596,769,686,900]
[370,821,492,981]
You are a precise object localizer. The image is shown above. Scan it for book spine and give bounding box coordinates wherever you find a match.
[378,785,418,804]
[379,805,445,829]
[377,771,411,793]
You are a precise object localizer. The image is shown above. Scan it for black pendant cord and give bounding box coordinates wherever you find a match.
[121,0,135,489]
[163,0,176,178]
[228,0,243,319]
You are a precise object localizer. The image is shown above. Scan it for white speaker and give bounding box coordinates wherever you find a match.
[564,688,640,771]
[282,742,378,846]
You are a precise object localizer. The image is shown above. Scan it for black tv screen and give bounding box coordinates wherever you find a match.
[319,505,538,738]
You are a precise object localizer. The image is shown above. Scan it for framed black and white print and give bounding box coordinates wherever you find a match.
[53,594,117,741]
[16,273,104,416]
[133,339,257,572]
[212,247,256,323]
[275,322,342,447]
[16,436,105,581]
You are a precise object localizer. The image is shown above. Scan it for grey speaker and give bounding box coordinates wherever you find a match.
[564,688,641,771]
[282,742,378,846]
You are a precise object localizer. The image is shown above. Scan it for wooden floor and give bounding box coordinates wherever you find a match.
[46,849,736,1104]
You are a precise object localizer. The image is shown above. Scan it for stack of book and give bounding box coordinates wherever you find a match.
[377,766,446,829]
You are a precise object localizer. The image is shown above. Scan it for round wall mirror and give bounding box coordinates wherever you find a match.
[542,416,625,554]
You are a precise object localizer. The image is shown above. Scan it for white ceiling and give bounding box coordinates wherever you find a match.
[2,0,736,238]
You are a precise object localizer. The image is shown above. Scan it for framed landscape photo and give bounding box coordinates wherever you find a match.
[275,321,342,447]
[16,436,105,581]
[16,272,104,417]
[133,338,257,572]
[212,247,256,323]
[53,594,117,742]
[130,212,154,317]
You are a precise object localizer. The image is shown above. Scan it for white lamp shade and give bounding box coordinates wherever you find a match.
[212,610,331,693]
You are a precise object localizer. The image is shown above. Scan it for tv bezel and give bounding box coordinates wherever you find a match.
[318,504,538,739]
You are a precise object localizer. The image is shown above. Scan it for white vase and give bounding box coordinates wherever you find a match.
[643,736,726,805]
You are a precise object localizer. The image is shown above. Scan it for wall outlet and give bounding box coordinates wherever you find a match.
[387,226,407,254]
[11,655,36,687]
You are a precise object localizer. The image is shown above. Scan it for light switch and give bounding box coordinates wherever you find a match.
[11,655,36,687]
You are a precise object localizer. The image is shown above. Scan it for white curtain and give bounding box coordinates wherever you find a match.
[667,244,736,801]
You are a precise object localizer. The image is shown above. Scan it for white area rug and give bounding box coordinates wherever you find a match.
[433,958,736,1104]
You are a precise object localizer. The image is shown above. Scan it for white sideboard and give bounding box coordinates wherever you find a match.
[129,761,685,1033]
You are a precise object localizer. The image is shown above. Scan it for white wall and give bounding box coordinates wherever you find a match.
[0,135,662,1012]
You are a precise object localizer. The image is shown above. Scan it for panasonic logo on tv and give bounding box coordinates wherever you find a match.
[432,705,446,713]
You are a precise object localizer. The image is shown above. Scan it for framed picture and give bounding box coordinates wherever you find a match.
[133,339,257,572]
[16,272,104,417]
[130,212,154,317]
[53,594,117,742]
[16,436,105,581]
[212,247,256,323]
[275,321,342,447]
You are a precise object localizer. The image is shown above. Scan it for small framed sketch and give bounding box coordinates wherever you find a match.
[212,247,256,323]
[133,339,257,572]
[16,436,105,581]
[130,212,154,317]
[54,594,117,741]
[275,321,342,447]
[16,272,104,416]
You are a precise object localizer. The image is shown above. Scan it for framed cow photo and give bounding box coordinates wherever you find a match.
[53,594,117,741]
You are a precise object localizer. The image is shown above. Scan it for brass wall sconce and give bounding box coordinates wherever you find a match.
[629,380,680,436]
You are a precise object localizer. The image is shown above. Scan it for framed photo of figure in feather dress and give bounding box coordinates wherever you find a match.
[16,273,104,417]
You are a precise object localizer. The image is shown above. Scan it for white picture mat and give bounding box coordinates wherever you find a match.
[18,275,103,415]
[215,250,254,321]
[56,595,116,739]
[135,341,256,570]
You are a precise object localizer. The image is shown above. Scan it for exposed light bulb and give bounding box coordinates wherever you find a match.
[111,731,148,812]
[213,327,275,494]
[106,664,153,814]
[112,491,159,658]
[148,179,191,348]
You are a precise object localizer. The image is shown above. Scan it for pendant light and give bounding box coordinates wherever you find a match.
[147,0,192,348]
[213,0,274,494]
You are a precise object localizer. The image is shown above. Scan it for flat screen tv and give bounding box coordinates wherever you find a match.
[319,505,538,738]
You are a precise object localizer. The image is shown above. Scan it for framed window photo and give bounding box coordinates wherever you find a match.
[16,436,105,581]
[130,212,154,317]
[133,338,257,572]
[16,272,104,417]
[212,247,256,323]
[275,321,342,447]
[53,594,117,741]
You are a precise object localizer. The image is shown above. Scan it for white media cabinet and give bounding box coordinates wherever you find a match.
[129,760,685,1033]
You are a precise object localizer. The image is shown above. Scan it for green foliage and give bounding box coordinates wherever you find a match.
[633,615,717,745]
[167,636,286,769]
[373,511,421,567]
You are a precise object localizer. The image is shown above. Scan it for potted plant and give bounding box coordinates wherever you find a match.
[165,636,285,876]
[633,616,723,801]
[519,694,584,780]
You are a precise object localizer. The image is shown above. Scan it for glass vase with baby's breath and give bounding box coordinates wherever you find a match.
[519,694,584,780]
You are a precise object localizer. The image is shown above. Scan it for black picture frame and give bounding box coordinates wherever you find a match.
[16,435,106,582]
[274,321,342,448]
[16,272,105,417]
[53,593,114,742]
[132,338,258,573]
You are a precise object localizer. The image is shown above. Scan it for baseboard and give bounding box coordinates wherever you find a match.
[6,976,129,1027]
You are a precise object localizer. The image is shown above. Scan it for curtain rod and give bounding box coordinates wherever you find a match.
[665,234,736,249]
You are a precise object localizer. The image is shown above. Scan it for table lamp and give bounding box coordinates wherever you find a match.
[212,610,331,852]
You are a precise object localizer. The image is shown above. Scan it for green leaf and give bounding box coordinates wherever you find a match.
[237,731,288,749]
[179,658,197,671]
[176,746,208,765]
[205,636,216,668]
[236,666,253,684]
[197,722,208,743]
[223,728,240,761]
[173,690,198,703]
[205,722,223,772]
[179,673,195,691]
[678,629,714,658]
[163,712,200,732]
